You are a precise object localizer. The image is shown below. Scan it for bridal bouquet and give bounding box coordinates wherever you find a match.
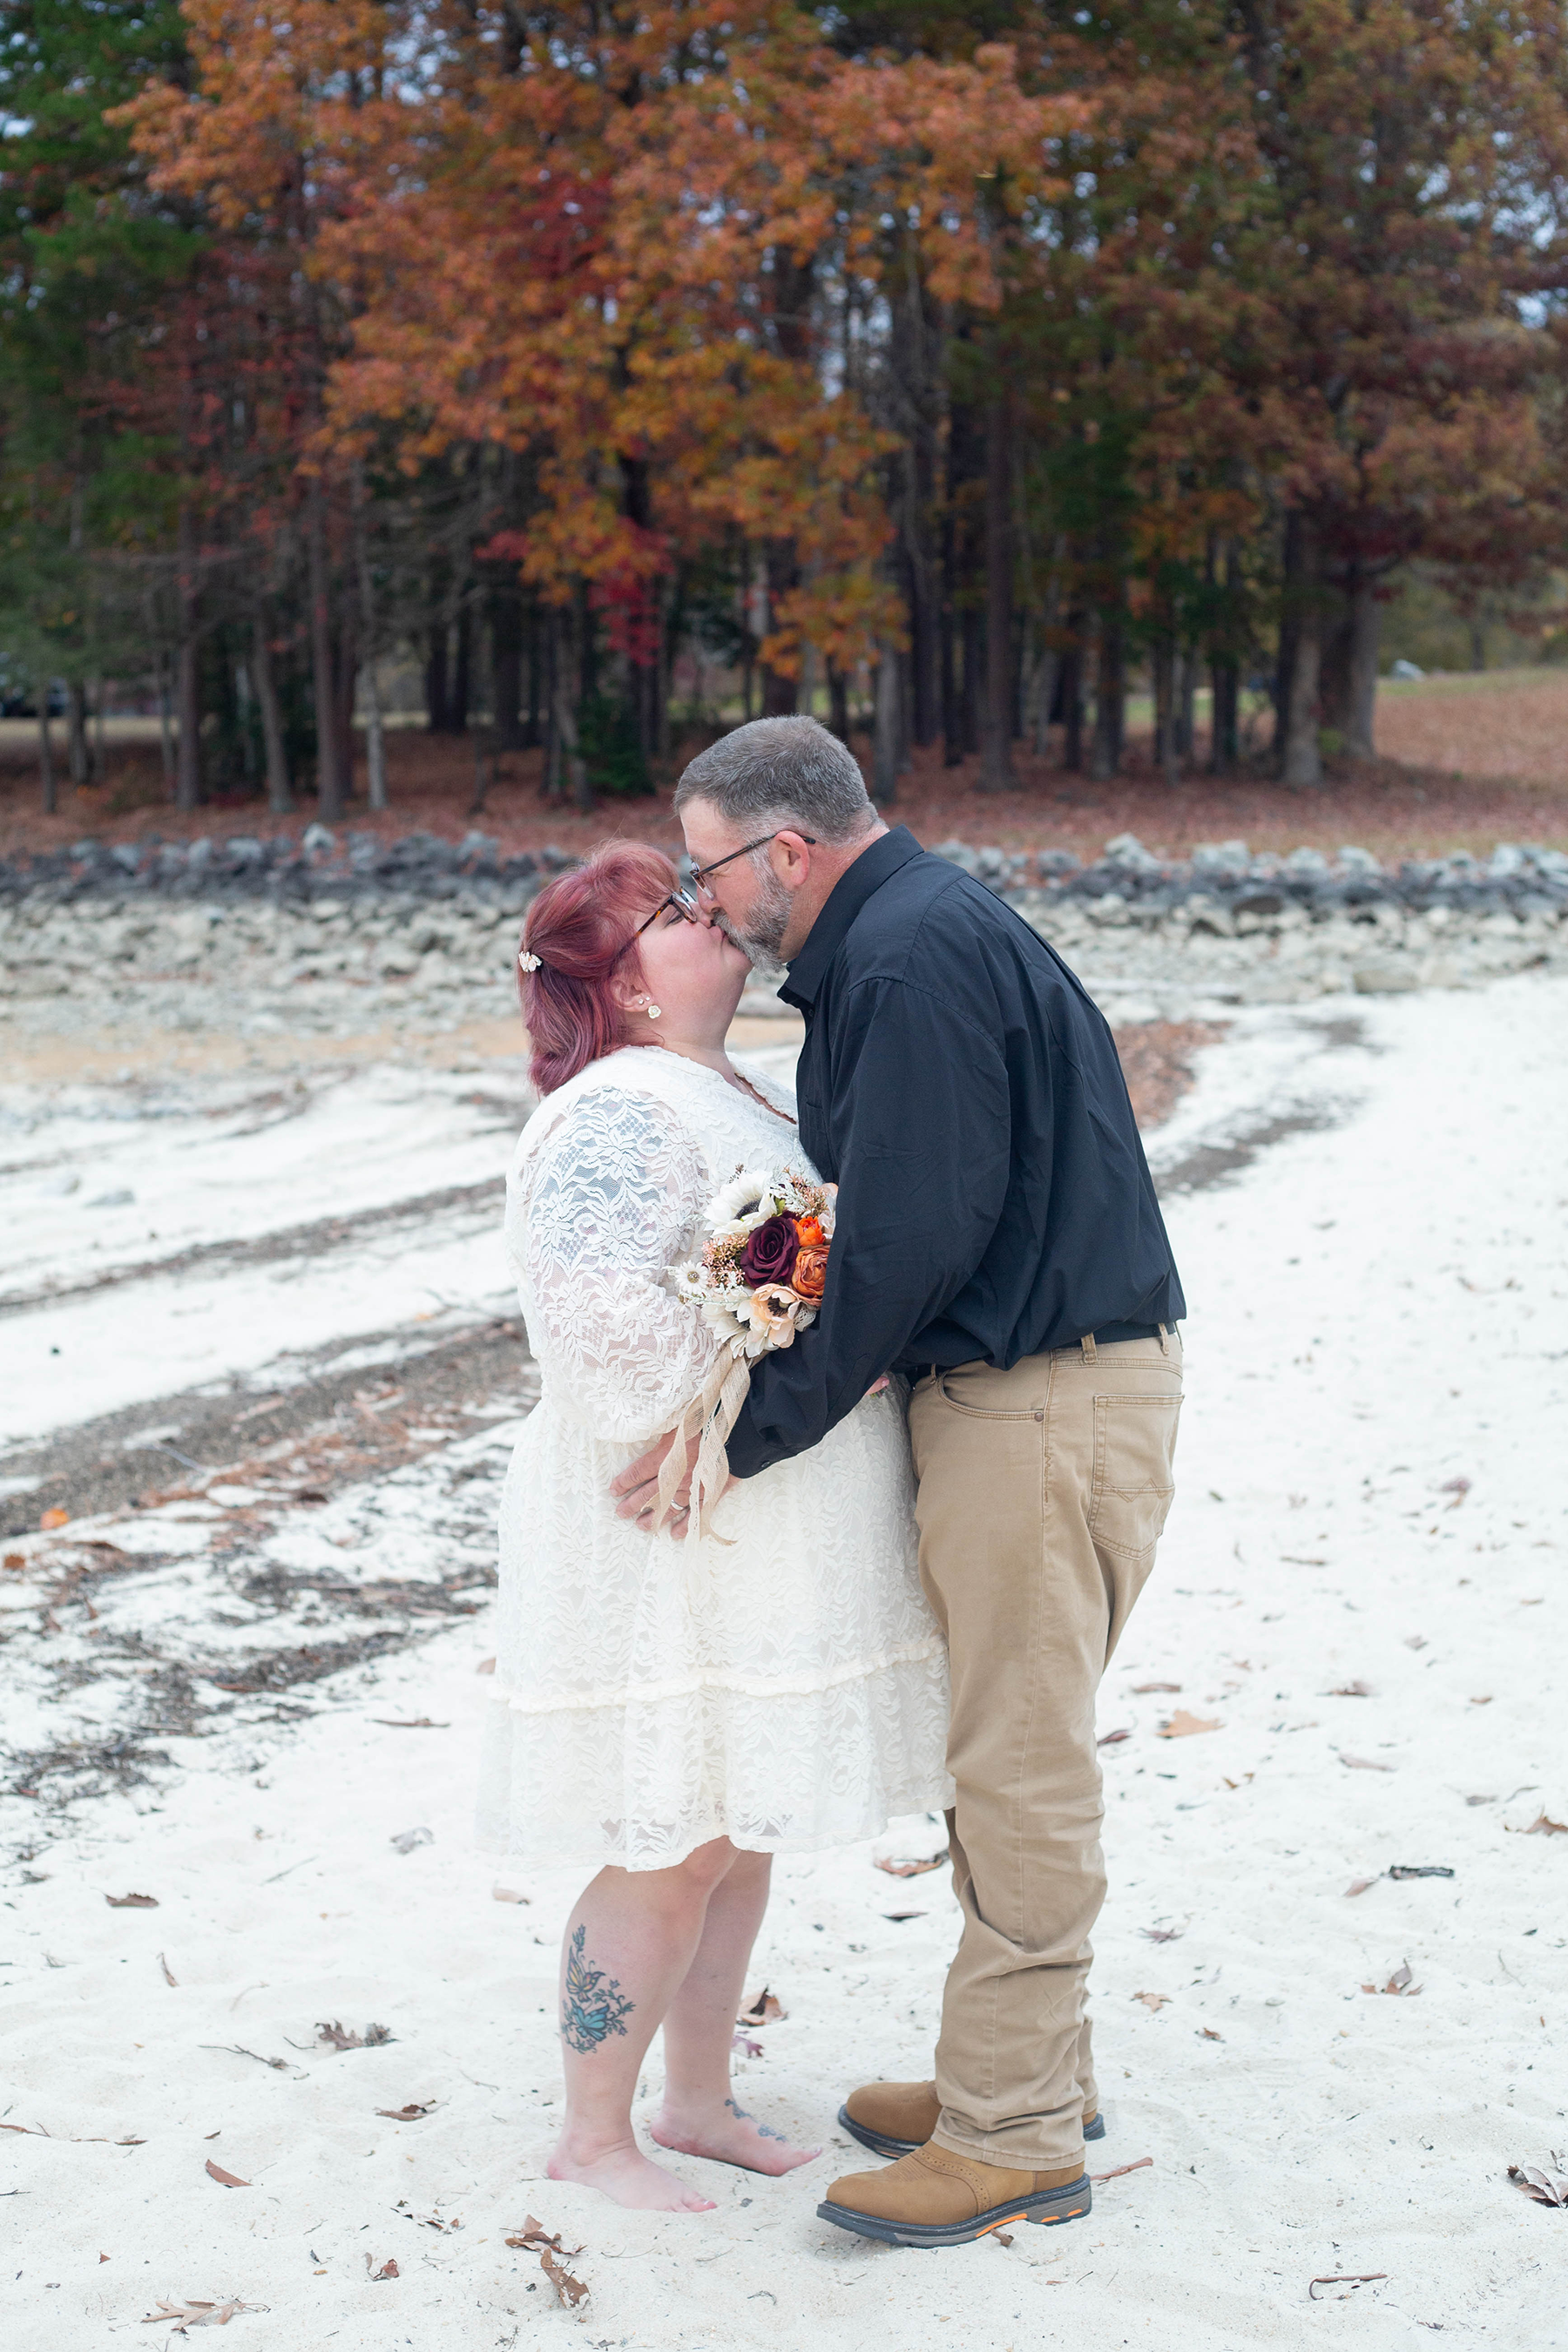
[653,1167,836,1538]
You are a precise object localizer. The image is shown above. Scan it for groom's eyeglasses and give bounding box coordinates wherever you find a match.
[635,886,703,936]
[690,831,817,892]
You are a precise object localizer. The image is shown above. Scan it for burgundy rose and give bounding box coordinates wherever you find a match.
[739,1213,800,1287]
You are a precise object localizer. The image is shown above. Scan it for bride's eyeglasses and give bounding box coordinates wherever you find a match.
[635,886,703,936]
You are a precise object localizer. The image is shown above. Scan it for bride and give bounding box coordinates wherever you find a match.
[477,841,950,2213]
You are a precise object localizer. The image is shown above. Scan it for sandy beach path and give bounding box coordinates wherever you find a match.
[1,976,1564,2350]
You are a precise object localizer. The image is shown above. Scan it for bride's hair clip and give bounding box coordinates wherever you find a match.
[517,948,543,973]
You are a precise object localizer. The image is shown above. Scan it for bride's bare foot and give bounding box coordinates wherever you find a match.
[649,2094,821,2177]
[547,2133,716,2212]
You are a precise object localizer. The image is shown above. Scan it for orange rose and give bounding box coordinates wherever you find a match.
[794,1215,825,1248]
[790,1242,828,1301]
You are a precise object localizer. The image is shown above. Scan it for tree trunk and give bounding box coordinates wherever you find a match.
[1345,579,1380,759]
[1153,638,1179,786]
[524,598,543,748]
[873,645,900,804]
[37,690,57,814]
[1210,658,1239,775]
[1090,610,1122,781]
[960,606,982,757]
[426,618,449,733]
[67,682,90,788]
[1281,519,1324,788]
[157,653,175,794]
[451,601,471,733]
[543,607,564,803]
[760,542,798,714]
[828,663,850,744]
[977,389,1016,791]
[352,467,387,810]
[490,585,524,751]
[550,600,590,811]
[1061,634,1084,773]
[253,615,293,813]
[308,486,346,817]
[335,591,357,803]
[940,502,961,766]
[175,502,202,812]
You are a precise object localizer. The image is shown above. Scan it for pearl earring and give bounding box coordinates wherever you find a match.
[646,1002,662,1020]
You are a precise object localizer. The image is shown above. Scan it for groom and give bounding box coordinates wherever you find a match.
[612,716,1185,2247]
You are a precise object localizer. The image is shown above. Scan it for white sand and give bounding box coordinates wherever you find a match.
[3,976,1565,2349]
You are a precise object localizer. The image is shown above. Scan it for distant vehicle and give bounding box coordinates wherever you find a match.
[1389,658,1425,681]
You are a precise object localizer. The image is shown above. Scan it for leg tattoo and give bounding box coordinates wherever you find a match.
[561,1923,636,2054]
[725,2096,786,2141]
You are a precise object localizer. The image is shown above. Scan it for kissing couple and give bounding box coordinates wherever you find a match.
[479,717,1186,2249]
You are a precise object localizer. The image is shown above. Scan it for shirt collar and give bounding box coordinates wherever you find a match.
[780,825,925,1009]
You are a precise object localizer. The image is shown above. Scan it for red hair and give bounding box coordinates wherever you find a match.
[518,841,678,1095]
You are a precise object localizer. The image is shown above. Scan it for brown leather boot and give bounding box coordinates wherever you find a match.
[838,2078,1103,2160]
[818,2142,1092,2247]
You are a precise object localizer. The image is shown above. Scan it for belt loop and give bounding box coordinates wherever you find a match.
[1158,1321,1170,1356]
[1080,1333,1098,1364]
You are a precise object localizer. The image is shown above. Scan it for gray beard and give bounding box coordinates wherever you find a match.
[714,865,790,978]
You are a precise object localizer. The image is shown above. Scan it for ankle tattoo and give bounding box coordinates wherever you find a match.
[725,2095,786,2141]
[561,1923,635,2054]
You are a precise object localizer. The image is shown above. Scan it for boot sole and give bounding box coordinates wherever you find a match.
[816,2173,1092,2247]
[836,2105,1105,2161]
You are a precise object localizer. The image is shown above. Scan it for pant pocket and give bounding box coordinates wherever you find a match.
[1088,1394,1181,1559]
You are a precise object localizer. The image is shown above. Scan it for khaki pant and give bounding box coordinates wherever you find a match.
[908,1331,1183,2170]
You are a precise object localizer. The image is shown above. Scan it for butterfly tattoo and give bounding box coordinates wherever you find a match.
[560,1923,635,2053]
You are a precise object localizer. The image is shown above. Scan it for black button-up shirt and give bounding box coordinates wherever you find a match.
[726,826,1186,1480]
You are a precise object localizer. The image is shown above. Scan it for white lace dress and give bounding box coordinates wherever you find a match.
[476,1044,952,1873]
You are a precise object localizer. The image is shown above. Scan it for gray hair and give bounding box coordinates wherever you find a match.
[672,716,875,845]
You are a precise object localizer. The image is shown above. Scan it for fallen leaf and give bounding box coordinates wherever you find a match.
[315,2019,395,2051]
[106,1893,159,1909]
[1388,1864,1454,1880]
[375,2103,436,2121]
[476,1656,497,1675]
[1470,1694,1493,1706]
[3,1551,24,1569]
[1513,1811,1568,1836]
[882,1909,927,1922]
[204,2159,250,2187]
[491,1884,531,1904]
[1197,2027,1223,2040]
[1508,2154,1568,2207]
[1096,1727,1132,1747]
[369,2258,400,2281]
[372,1718,450,1729]
[1222,1774,1254,1789]
[1091,2156,1153,2181]
[1309,2274,1388,2301]
[737,1988,786,2027]
[874,1850,948,1878]
[1440,1477,1470,1506]
[1157,1711,1221,1738]
[1362,1962,1421,1997]
[1329,1680,1375,1698]
[1132,1991,1170,2011]
[1339,1754,1396,1772]
[506,2217,590,2311]
[159,1952,178,1986]
[1139,1926,1184,1943]
[1345,1876,1379,1897]
[141,2300,265,2329]
[732,2030,764,2058]
[1131,1680,1181,1693]
[39,1507,70,1531]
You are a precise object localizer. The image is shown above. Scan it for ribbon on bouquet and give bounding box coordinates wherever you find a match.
[651,1337,754,1543]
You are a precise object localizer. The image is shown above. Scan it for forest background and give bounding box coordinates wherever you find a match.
[7,0,1568,827]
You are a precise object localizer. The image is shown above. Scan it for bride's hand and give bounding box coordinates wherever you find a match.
[612,1433,729,1542]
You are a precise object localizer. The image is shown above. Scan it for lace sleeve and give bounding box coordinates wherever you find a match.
[519,1087,719,1441]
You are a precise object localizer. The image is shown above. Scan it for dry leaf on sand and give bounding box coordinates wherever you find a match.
[1092,2157,1153,2182]
[106,1893,159,1908]
[492,1885,531,1904]
[315,2020,394,2052]
[1340,1754,1396,1772]
[737,1988,787,2027]
[1140,1925,1184,1943]
[1345,1876,1379,1897]
[1096,1728,1132,1747]
[475,1657,497,1675]
[375,2103,436,2121]
[1508,2155,1568,2207]
[368,2258,399,2281]
[39,1507,70,1530]
[141,2299,265,2328]
[204,2159,250,2188]
[1388,1865,1454,1880]
[1329,1680,1375,1698]
[874,1850,948,1878]
[372,1718,450,1730]
[159,1953,178,1986]
[1132,1681,1181,1693]
[1198,2027,1224,2041]
[1511,1811,1568,1837]
[506,2216,589,2311]
[732,2030,764,2058]
[1133,1991,1171,2011]
[1309,2274,1388,2301]
[1362,1962,1421,1997]
[1158,1711,1221,1738]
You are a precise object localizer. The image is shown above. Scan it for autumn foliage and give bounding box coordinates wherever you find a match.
[4,0,1568,814]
